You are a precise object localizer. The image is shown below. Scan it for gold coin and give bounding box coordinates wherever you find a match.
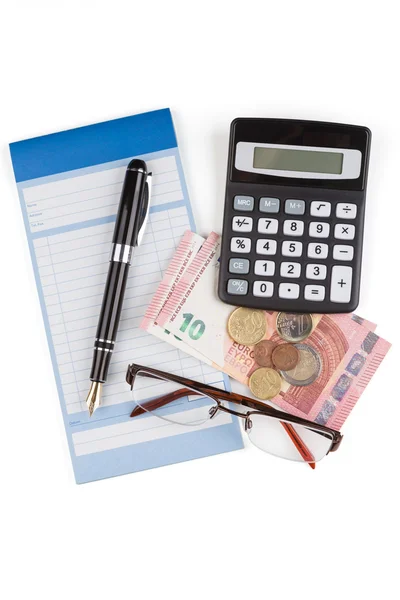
[249,367,282,400]
[228,307,266,346]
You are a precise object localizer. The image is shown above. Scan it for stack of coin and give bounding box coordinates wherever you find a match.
[227,308,316,400]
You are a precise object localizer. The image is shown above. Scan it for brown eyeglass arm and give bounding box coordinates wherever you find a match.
[130,388,315,468]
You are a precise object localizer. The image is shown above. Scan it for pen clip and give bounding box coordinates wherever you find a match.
[136,173,152,247]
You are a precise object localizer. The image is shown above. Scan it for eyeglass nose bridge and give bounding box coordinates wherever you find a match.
[210,402,254,427]
[244,416,253,432]
[209,405,219,419]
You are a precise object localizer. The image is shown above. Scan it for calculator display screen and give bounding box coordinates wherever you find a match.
[253,147,344,175]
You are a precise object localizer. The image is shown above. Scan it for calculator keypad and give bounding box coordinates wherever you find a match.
[279,283,300,299]
[283,220,304,236]
[230,237,251,253]
[336,203,357,219]
[258,218,279,234]
[304,285,325,301]
[282,241,303,257]
[310,201,331,217]
[256,239,277,255]
[285,199,306,215]
[309,222,330,238]
[229,258,250,274]
[232,216,253,232]
[306,264,327,280]
[308,243,329,259]
[254,281,274,297]
[334,223,355,240]
[233,196,254,211]
[225,194,359,309]
[280,262,301,278]
[330,266,353,303]
[333,245,354,261]
[260,198,280,213]
[254,260,275,276]
[227,279,249,295]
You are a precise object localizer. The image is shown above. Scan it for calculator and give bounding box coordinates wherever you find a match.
[218,118,371,313]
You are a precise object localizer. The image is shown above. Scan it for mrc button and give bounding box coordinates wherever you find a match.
[229,258,250,274]
[233,195,254,211]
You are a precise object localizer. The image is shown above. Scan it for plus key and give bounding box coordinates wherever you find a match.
[330,266,353,304]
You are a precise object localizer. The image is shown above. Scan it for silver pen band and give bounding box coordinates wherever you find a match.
[110,243,134,264]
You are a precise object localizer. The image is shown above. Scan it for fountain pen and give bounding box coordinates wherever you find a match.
[85,159,152,416]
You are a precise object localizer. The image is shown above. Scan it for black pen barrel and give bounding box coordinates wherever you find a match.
[89,158,149,384]
[89,261,130,383]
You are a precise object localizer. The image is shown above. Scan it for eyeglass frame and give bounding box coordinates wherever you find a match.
[126,363,343,461]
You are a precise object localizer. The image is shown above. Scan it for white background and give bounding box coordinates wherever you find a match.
[1,2,399,599]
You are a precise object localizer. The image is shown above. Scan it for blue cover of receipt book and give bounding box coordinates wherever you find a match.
[10,108,242,483]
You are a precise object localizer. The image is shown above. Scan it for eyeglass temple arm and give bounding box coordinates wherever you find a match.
[216,388,316,466]
[130,388,315,468]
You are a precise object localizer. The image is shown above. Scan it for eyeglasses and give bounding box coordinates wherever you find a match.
[126,363,343,466]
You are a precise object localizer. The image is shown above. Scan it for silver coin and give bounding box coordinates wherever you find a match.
[276,312,313,343]
[280,343,322,387]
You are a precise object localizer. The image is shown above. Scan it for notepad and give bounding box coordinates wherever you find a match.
[10,109,242,483]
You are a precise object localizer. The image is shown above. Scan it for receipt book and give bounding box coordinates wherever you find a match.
[10,109,242,483]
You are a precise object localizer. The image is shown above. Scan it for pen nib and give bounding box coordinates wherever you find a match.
[86,381,102,417]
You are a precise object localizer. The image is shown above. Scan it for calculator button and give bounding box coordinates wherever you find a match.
[282,241,303,257]
[280,262,301,278]
[310,201,331,217]
[253,281,274,297]
[259,198,280,213]
[256,239,277,255]
[283,220,304,236]
[258,218,279,234]
[307,243,329,259]
[306,264,327,280]
[285,199,305,215]
[233,195,254,211]
[334,223,355,240]
[304,285,326,301]
[229,258,250,274]
[227,279,249,295]
[278,283,300,299]
[232,216,253,232]
[330,266,353,303]
[333,245,354,261]
[336,203,357,219]
[230,237,251,253]
[254,260,275,276]
[309,222,330,238]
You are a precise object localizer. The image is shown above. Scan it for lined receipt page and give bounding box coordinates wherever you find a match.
[10,109,242,483]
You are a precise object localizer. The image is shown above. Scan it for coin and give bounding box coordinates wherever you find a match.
[276,312,313,343]
[228,307,266,346]
[271,343,299,371]
[280,343,322,386]
[249,367,282,400]
[253,340,277,367]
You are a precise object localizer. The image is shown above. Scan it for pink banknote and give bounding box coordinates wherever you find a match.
[141,229,204,331]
